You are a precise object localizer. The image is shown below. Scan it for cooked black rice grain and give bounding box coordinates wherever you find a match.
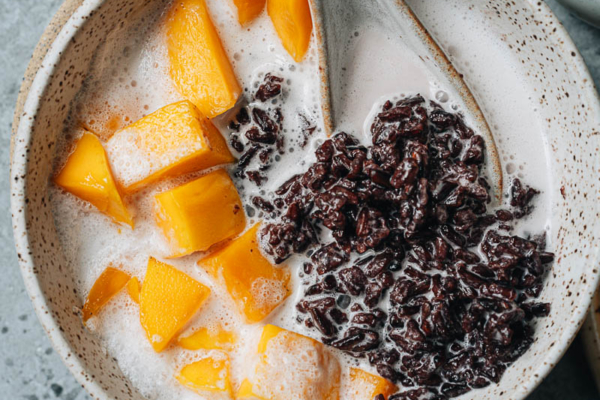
[257,95,552,398]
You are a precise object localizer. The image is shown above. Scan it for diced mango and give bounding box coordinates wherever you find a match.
[154,169,245,257]
[198,224,290,323]
[238,324,341,400]
[82,266,130,322]
[140,257,211,352]
[166,0,241,117]
[55,132,133,227]
[256,323,286,353]
[233,0,266,25]
[267,0,313,62]
[178,326,236,351]
[105,101,234,193]
[237,380,259,398]
[176,353,233,396]
[127,277,141,304]
[346,368,398,400]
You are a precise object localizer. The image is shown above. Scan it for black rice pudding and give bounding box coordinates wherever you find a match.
[233,86,554,399]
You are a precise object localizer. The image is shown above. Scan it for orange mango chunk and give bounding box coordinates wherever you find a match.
[166,0,241,117]
[82,266,130,322]
[140,257,211,352]
[238,324,340,400]
[126,277,141,304]
[154,169,245,257]
[237,379,258,398]
[267,0,313,62]
[346,367,398,400]
[233,0,266,25]
[55,132,133,227]
[176,353,233,397]
[199,224,290,323]
[178,326,236,351]
[105,101,234,193]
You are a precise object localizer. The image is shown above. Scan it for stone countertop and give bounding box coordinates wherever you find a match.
[1,1,599,399]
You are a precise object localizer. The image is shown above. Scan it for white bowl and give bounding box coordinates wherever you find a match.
[11,0,600,399]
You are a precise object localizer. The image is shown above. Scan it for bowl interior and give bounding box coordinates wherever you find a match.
[11,0,600,399]
[405,1,600,398]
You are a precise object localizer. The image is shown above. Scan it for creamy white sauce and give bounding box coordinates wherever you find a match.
[49,0,551,399]
[405,0,553,245]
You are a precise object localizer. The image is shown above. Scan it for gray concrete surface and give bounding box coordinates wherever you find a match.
[0,1,598,399]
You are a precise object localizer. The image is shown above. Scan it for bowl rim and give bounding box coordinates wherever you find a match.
[10,1,600,399]
[11,1,111,398]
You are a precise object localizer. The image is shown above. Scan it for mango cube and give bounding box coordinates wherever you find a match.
[154,169,245,257]
[238,324,341,400]
[233,0,266,25]
[178,326,236,351]
[105,100,234,193]
[126,277,141,304]
[346,368,398,400]
[166,0,241,117]
[55,132,133,227]
[237,380,258,398]
[267,0,313,62]
[199,224,290,323]
[176,353,233,396]
[82,266,130,322]
[140,257,211,352]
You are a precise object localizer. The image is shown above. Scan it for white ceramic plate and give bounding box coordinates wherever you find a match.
[11,0,600,399]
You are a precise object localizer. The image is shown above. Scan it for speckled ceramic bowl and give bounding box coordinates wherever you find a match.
[11,1,600,399]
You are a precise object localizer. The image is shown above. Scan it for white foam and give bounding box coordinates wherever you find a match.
[250,329,341,400]
[72,3,181,142]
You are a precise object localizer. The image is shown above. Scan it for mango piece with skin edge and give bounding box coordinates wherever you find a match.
[82,266,130,322]
[55,132,133,227]
[126,277,141,304]
[176,353,233,396]
[233,0,266,25]
[154,169,246,258]
[198,224,290,323]
[140,257,211,352]
[346,367,398,400]
[177,326,236,351]
[105,100,234,194]
[267,0,313,62]
[166,0,241,118]
[237,324,341,400]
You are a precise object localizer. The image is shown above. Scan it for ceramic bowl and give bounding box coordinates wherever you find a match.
[11,0,600,399]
